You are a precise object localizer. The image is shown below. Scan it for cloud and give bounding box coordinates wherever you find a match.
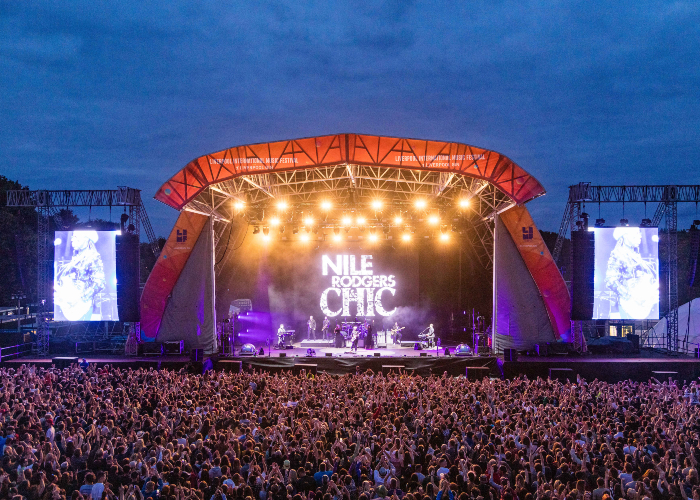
[1,1,699,236]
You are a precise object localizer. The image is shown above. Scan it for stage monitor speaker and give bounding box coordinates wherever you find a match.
[191,348,203,362]
[116,233,140,322]
[627,333,640,352]
[279,352,286,357]
[164,340,184,355]
[503,348,516,362]
[373,352,381,357]
[535,343,549,357]
[325,352,332,357]
[139,342,163,356]
[571,229,595,320]
[419,352,427,357]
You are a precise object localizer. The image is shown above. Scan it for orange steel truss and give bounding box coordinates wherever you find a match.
[155,133,545,210]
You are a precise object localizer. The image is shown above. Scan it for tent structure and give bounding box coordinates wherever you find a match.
[646,298,700,352]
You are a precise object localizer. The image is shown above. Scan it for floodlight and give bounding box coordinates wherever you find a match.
[414,199,427,210]
[277,201,288,211]
[393,215,403,225]
[428,214,439,225]
[321,200,332,210]
[402,233,411,242]
[253,226,260,234]
[356,216,366,226]
[332,233,341,242]
[333,227,340,235]
[440,233,450,242]
[262,226,270,236]
[459,198,470,209]
[371,200,383,210]
[300,233,310,242]
[342,216,352,226]
[269,217,280,226]
[368,233,378,242]
[234,200,245,210]
[304,216,314,226]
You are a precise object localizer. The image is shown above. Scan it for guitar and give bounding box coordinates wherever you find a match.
[619,274,658,319]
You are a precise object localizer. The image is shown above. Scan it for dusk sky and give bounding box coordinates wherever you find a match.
[2,1,699,236]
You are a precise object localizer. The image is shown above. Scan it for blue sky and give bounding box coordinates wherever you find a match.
[2,1,699,236]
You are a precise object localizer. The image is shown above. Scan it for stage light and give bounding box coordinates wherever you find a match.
[262,233,271,243]
[342,215,352,226]
[595,218,606,227]
[459,198,470,209]
[428,214,440,225]
[313,226,319,235]
[440,233,450,242]
[332,233,341,242]
[402,233,412,242]
[333,227,340,235]
[321,200,332,210]
[440,225,448,234]
[263,226,270,236]
[304,216,314,226]
[292,226,299,234]
[253,226,260,234]
[371,200,383,210]
[641,218,652,227]
[277,200,288,211]
[414,199,427,210]
[300,233,310,242]
[620,218,629,226]
[269,217,280,226]
[356,216,366,226]
[368,233,378,242]
[279,225,285,234]
[233,200,245,210]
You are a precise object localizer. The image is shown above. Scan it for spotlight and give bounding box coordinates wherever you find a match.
[332,233,341,242]
[595,218,606,227]
[440,225,448,234]
[312,226,319,235]
[263,226,270,236]
[304,226,311,233]
[253,226,260,234]
[458,198,470,209]
[394,215,403,225]
[428,214,440,225]
[641,218,652,227]
[321,200,332,211]
[369,227,377,235]
[277,200,288,211]
[414,199,427,210]
[304,216,314,226]
[269,217,280,226]
[371,200,383,210]
[620,218,629,226]
[382,225,390,234]
[451,224,458,233]
[342,215,352,226]
[279,226,285,234]
[368,233,378,242]
[234,200,245,210]
[440,233,450,242]
[292,226,299,234]
[262,234,271,243]
[356,216,366,226]
[402,233,412,242]
[300,233,310,242]
[334,227,340,235]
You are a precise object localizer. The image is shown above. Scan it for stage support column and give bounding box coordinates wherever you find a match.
[492,216,497,354]
[209,216,218,353]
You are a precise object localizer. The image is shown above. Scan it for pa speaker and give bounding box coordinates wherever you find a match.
[116,233,140,322]
[503,348,516,361]
[571,229,595,320]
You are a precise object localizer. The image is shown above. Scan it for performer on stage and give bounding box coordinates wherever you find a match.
[392,322,403,343]
[333,322,344,348]
[350,326,360,352]
[322,316,330,339]
[365,319,374,349]
[277,324,286,349]
[425,323,435,347]
[307,315,316,340]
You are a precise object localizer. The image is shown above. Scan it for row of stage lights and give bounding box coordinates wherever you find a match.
[241,197,469,244]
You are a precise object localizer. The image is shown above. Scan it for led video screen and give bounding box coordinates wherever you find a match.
[54,230,119,321]
[593,227,659,320]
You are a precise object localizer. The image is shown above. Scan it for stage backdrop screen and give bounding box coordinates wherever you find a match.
[593,227,659,320]
[54,230,119,321]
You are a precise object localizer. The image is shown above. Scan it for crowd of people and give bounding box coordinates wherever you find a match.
[0,363,699,500]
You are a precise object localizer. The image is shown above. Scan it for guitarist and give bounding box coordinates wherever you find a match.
[350,326,360,352]
[391,322,404,343]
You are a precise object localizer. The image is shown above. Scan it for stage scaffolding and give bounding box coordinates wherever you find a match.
[5,187,159,355]
[554,183,700,354]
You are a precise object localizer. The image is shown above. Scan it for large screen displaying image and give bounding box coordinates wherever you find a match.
[593,227,659,320]
[54,230,119,321]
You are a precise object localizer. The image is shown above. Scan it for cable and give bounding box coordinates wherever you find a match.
[216,222,249,266]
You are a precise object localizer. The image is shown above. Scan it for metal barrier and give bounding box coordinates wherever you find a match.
[0,343,33,361]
